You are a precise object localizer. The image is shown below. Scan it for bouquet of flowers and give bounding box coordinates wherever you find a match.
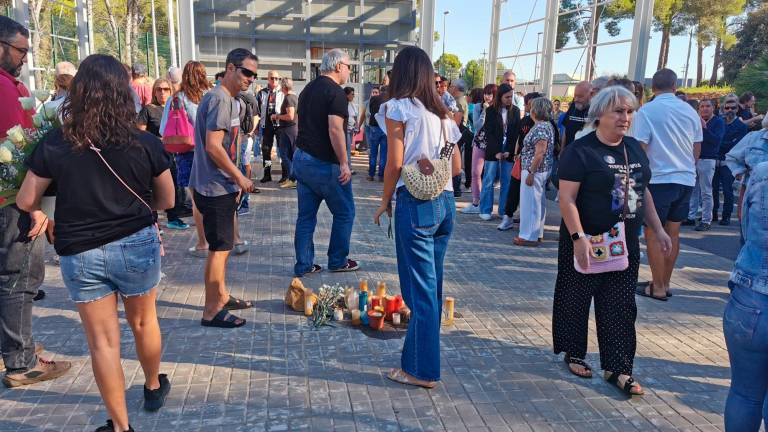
[0,91,60,208]
[312,283,345,328]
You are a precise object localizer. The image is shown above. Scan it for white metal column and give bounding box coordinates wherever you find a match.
[178,0,196,65]
[419,0,435,60]
[167,0,178,67]
[12,0,33,90]
[627,0,654,81]
[75,0,92,59]
[486,0,502,84]
[540,0,559,97]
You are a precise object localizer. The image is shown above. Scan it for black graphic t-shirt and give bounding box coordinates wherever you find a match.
[557,131,651,254]
[562,104,590,147]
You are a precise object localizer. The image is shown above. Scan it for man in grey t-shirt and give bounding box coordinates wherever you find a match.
[190,48,258,329]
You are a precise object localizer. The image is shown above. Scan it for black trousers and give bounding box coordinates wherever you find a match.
[463,140,473,188]
[504,176,521,217]
[552,232,639,375]
[261,124,278,166]
[165,154,189,221]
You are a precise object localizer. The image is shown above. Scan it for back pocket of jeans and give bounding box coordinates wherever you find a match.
[723,295,759,346]
[409,198,439,229]
[121,237,159,273]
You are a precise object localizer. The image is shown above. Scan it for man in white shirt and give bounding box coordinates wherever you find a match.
[501,70,526,117]
[631,68,702,300]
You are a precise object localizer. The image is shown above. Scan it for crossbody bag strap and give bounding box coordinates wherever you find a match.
[621,141,630,222]
[439,118,455,160]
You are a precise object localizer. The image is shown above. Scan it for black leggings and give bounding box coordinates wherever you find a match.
[504,176,521,217]
[552,232,639,375]
[261,125,278,165]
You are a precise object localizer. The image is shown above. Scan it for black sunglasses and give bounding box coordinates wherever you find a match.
[0,40,28,56]
[236,66,257,79]
[723,106,738,111]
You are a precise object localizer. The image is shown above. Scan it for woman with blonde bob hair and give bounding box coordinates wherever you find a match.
[552,85,672,396]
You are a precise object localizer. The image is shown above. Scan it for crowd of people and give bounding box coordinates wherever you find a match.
[2,12,768,432]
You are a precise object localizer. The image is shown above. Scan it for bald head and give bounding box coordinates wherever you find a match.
[573,81,592,110]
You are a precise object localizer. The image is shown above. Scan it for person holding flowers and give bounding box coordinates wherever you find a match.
[0,15,72,388]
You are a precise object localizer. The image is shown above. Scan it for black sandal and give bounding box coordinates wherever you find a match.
[200,310,246,328]
[604,371,644,396]
[564,354,593,378]
[224,295,254,310]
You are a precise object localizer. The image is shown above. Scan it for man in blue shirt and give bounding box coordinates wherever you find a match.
[713,97,749,225]
[686,98,724,231]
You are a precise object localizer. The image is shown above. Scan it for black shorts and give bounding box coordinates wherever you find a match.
[648,183,693,224]
[193,191,238,251]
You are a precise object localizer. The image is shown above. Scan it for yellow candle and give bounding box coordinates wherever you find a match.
[376,281,387,298]
[359,279,369,292]
[304,289,314,316]
[443,297,455,326]
[351,309,361,325]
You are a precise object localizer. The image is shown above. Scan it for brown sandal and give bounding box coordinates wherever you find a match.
[386,369,437,389]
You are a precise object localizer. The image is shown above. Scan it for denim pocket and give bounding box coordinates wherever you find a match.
[408,197,440,229]
[723,293,760,347]
[120,235,159,273]
[60,253,85,282]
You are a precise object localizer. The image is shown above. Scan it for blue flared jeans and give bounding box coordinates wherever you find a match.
[394,187,455,381]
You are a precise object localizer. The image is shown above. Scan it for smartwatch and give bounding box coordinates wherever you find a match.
[571,231,586,241]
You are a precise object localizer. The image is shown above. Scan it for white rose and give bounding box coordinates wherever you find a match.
[0,147,13,163]
[32,112,45,128]
[0,140,13,152]
[18,96,35,110]
[33,89,50,102]
[41,102,60,121]
[6,125,26,145]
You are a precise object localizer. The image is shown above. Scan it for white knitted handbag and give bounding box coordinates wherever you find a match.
[401,121,455,201]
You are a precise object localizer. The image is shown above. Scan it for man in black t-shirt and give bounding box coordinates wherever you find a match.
[561,81,593,149]
[293,48,359,276]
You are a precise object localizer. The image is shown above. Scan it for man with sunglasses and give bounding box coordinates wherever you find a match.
[255,70,285,183]
[713,96,749,225]
[0,16,72,387]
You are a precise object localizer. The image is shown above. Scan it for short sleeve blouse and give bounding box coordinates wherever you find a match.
[375,98,461,191]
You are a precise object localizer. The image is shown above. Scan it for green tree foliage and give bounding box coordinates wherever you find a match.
[434,53,462,79]
[733,54,768,111]
[722,6,768,83]
[463,59,484,89]
[687,0,744,85]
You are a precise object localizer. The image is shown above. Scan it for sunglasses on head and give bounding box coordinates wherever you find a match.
[236,66,257,79]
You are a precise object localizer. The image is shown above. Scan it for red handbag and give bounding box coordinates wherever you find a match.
[162,96,195,153]
[511,157,522,180]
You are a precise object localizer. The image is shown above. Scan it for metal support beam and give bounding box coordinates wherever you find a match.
[486,0,502,85]
[627,0,654,81]
[167,0,178,67]
[419,0,435,60]
[12,0,33,90]
[178,0,196,65]
[540,0,559,97]
[75,0,92,59]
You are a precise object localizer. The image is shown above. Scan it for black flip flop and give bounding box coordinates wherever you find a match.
[200,310,246,328]
[638,281,672,298]
[564,354,593,378]
[224,295,253,310]
[635,285,667,302]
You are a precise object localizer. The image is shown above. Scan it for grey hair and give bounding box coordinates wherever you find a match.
[529,97,553,121]
[591,76,610,91]
[587,85,638,127]
[320,49,349,73]
[280,77,294,91]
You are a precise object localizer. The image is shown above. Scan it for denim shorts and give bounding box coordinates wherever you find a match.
[59,226,161,303]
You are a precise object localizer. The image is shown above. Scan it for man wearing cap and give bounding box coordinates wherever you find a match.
[131,63,152,107]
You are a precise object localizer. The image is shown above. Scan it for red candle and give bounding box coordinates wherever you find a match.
[384,295,397,321]
[371,296,382,309]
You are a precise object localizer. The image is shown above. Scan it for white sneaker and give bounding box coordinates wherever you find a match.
[497,215,515,231]
[460,204,480,214]
[479,213,492,221]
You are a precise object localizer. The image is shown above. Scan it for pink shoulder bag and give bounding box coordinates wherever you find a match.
[573,143,630,274]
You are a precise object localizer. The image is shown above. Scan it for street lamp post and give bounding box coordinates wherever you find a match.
[442,10,450,59]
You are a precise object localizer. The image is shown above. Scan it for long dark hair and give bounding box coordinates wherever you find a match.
[493,83,514,111]
[388,46,449,120]
[61,54,138,151]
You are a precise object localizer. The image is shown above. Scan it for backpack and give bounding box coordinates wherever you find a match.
[162,95,195,153]
[237,93,255,135]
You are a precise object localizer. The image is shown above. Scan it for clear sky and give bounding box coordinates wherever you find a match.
[433,0,718,87]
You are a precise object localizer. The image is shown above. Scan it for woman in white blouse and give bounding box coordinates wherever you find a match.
[373,46,462,389]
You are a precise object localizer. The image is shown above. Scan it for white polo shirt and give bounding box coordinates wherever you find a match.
[631,93,703,186]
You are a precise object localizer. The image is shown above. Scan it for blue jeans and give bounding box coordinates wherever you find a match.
[714,162,736,220]
[479,160,512,216]
[278,126,297,181]
[394,188,455,381]
[724,283,768,431]
[345,131,353,169]
[367,126,387,178]
[293,148,356,275]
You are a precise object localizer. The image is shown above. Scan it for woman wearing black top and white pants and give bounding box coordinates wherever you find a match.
[552,86,672,396]
[18,55,175,432]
